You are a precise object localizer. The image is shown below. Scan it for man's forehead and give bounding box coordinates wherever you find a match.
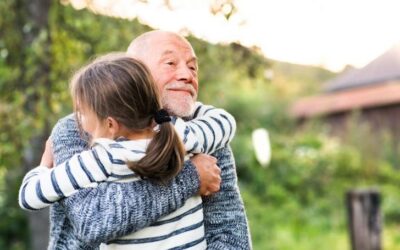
[159,48,197,61]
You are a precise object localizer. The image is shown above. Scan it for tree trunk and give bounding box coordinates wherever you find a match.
[18,0,52,248]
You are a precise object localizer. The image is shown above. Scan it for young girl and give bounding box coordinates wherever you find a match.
[19,53,236,249]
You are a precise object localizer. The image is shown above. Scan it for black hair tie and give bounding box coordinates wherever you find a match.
[154,109,171,124]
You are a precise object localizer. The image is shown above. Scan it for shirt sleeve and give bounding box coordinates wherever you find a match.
[173,102,237,154]
[202,146,252,249]
[18,143,112,211]
[50,114,201,245]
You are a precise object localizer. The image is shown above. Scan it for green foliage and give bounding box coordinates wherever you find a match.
[271,60,336,97]
[235,123,400,249]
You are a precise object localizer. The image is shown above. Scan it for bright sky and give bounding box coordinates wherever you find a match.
[69,0,400,72]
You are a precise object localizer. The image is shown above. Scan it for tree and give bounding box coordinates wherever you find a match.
[1,0,52,248]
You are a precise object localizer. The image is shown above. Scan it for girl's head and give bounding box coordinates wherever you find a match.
[70,53,185,183]
[71,53,160,138]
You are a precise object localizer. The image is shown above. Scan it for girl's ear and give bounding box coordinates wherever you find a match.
[106,117,120,139]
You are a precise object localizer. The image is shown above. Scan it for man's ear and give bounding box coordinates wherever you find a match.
[106,117,120,139]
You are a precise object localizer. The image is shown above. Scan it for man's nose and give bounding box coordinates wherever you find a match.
[176,65,194,83]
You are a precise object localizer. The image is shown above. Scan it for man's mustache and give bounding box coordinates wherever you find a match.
[165,83,197,97]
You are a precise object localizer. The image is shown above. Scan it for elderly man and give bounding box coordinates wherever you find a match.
[48,30,251,249]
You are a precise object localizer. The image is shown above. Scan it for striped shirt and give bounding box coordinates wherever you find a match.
[19,102,236,249]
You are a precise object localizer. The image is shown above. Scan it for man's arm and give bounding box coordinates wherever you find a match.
[203,146,252,249]
[51,114,217,245]
[61,163,200,245]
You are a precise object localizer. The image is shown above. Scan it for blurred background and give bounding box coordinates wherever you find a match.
[1,0,400,249]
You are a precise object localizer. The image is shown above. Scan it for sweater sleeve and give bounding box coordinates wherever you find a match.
[51,114,201,245]
[173,102,236,154]
[18,143,112,211]
[202,146,252,249]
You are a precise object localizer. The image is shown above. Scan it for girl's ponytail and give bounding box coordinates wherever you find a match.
[127,117,185,184]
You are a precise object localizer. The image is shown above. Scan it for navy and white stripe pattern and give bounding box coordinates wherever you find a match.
[18,145,113,210]
[178,102,236,154]
[18,140,141,209]
[18,102,236,211]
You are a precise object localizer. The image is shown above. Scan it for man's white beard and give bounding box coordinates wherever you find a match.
[162,94,196,118]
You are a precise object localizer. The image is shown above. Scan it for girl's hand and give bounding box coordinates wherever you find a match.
[40,139,54,168]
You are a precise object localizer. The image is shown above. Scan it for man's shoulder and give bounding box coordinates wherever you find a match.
[50,113,82,141]
[56,113,76,125]
[51,113,78,133]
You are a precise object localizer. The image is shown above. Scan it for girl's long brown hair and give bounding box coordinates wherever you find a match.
[70,53,184,184]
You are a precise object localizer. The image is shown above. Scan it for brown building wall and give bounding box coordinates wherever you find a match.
[325,104,400,140]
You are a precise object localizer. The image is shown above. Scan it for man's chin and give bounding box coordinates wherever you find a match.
[164,100,195,118]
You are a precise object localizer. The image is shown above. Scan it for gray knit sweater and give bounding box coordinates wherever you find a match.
[48,114,251,249]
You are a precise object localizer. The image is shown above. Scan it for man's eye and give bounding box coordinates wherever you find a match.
[166,61,174,65]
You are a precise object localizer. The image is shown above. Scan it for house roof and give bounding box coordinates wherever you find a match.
[291,43,400,118]
[324,44,400,92]
[291,82,400,118]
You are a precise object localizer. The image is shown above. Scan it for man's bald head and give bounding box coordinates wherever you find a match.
[127,30,190,60]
